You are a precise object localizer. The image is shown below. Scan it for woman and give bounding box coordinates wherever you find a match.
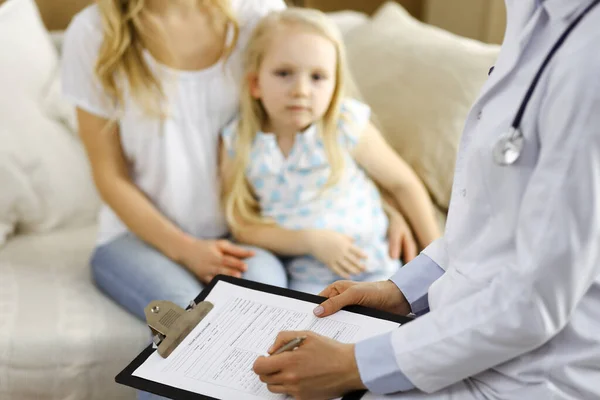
[62,0,291,324]
[62,0,415,344]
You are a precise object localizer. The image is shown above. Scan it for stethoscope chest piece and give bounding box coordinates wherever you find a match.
[493,127,524,166]
[488,0,600,166]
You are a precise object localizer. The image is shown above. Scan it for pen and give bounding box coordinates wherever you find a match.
[271,336,307,355]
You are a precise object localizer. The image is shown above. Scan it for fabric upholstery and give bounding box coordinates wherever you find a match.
[0,226,148,400]
[0,0,99,246]
[343,2,500,210]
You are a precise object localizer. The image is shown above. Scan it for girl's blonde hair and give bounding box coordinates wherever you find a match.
[223,7,351,231]
[95,0,239,116]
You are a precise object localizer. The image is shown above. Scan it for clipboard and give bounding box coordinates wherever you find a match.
[116,275,413,400]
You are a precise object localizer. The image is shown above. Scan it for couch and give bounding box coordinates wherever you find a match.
[0,0,499,398]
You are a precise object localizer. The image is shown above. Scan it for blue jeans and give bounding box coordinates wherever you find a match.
[91,233,288,400]
[288,271,396,295]
[284,254,401,295]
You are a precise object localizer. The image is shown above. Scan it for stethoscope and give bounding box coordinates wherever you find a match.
[493,0,600,165]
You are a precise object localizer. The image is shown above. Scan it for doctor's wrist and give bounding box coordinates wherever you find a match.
[343,344,368,392]
[383,280,412,315]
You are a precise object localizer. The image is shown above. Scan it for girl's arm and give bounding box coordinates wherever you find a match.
[352,122,441,249]
[219,139,313,256]
[219,140,367,277]
[234,224,314,257]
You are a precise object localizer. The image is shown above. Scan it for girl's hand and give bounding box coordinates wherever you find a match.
[179,239,254,284]
[385,205,418,263]
[307,230,367,279]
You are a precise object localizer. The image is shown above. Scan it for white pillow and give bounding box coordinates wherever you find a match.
[344,2,500,211]
[0,0,100,246]
[45,31,78,134]
[42,67,79,135]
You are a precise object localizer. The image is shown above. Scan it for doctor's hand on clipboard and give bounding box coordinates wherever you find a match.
[253,280,410,400]
[314,280,411,318]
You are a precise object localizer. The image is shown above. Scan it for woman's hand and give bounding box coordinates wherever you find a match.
[314,280,411,317]
[253,331,365,400]
[307,230,368,279]
[385,205,418,263]
[178,239,253,284]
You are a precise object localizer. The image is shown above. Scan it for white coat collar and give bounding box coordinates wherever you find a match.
[542,0,597,20]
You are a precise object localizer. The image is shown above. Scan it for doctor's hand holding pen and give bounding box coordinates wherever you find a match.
[253,330,364,400]
[252,280,411,400]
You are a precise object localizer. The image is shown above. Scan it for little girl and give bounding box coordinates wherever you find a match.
[221,8,440,294]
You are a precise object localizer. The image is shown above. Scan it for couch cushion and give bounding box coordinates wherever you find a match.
[344,2,500,211]
[0,227,147,400]
[327,10,369,35]
[0,0,100,247]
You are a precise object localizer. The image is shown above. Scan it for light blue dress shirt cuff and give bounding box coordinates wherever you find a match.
[390,253,445,316]
[353,255,444,394]
[355,332,415,394]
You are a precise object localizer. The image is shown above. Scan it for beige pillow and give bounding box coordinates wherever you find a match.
[344,2,500,211]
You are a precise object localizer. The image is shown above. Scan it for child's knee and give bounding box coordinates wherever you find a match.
[289,280,328,295]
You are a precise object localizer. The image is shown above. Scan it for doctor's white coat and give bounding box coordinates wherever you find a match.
[378,1,600,398]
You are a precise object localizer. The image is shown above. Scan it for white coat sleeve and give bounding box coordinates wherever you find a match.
[421,237,449,271]
[381,54,600,393]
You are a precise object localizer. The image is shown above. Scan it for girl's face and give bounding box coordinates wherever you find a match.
[250,27,338,134]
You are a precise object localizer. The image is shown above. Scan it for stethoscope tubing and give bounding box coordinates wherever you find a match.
[495,0,600,164]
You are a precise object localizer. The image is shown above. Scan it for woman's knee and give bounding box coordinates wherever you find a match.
[242,246,288,288]
[91,233,203,319]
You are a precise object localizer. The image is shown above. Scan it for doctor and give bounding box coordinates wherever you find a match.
[252,0,600,399]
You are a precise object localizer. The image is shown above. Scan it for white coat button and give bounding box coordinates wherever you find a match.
[477,110,483,120]
[461,189,467,197]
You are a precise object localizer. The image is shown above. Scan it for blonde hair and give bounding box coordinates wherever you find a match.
[223,7,351,231]
[95,0,239,116]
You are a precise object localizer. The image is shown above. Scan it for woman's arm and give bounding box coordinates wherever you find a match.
[380,190,418,261]
[352,122,441,249]
[78,109,250,281]
[77,109,191,259]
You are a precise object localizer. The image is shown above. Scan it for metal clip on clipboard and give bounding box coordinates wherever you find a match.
[144,300,214,358]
